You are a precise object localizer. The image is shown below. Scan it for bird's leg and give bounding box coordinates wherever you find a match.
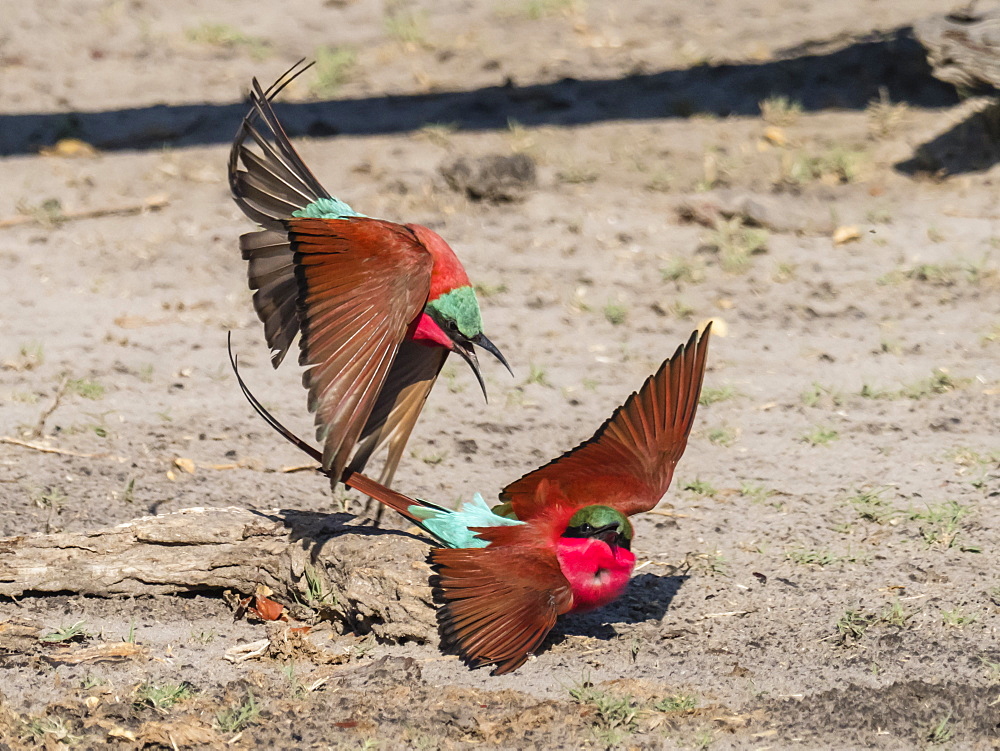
[361,496,386,527]
[357,457,405,527]
[372,499,385,527]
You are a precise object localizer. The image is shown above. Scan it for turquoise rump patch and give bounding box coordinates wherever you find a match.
[408,492,524,549]
[291,196,366,219]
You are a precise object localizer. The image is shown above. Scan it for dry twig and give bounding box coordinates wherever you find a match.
[0,195,168,230]
[0,436,118,459]
[30,375,68,438]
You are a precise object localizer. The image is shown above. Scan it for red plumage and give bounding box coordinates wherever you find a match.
[228,62,508,502]
[498,326,711,519]
[232,277,711,675]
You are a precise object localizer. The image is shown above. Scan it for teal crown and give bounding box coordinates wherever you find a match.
[426,286,483,338]
[568,505,633,540]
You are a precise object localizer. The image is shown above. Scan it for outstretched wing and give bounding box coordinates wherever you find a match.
[290,217,434,477]
[499,326,711,519]
[228,60,329,230]
[229,62,332,367]
[431,545,573,675]
[239,229,302,366]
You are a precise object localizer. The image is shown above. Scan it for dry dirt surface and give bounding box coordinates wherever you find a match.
[2,1,999,748]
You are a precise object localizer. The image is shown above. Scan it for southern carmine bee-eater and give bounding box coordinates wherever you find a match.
[231,325,710,674]
[228,60,511,505]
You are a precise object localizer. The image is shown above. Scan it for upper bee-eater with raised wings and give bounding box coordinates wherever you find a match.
[231,325,710,674]
[228,61,510,499]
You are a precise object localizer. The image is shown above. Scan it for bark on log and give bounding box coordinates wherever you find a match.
[915,7,1000,91]
[0,507,438,643]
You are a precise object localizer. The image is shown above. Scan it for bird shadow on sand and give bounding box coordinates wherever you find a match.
[2,27,957,161]
[553,572,689,642]
[249,507,432,563]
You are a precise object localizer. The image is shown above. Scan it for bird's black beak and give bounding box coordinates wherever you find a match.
[597,528,619,551]
[453,340,487,400]
[596,527,631,552]
[471,333,513,377]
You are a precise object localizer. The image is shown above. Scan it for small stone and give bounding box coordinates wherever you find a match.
[440,153,537,202]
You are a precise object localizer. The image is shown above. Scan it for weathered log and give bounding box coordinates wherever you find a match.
[0,507,438,643]
[915,7,1000,91]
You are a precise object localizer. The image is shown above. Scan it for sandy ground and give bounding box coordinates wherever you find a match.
[1,1,999,748]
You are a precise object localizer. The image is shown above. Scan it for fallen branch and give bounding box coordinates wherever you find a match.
[915,8,1000,90]
[0,507,438,643]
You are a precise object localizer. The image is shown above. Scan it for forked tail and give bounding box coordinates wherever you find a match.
[226,334,437,526]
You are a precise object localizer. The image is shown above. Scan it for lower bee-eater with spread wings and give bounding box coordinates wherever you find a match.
[228,60,510,502]
[231,325,710,674]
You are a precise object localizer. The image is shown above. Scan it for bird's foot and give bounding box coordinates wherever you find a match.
[357,497,386,528]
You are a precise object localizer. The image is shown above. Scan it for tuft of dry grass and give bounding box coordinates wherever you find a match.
[803,426,838,446]
[310,46,357,97]
[185,23,272,59]
[867,87,909,139]
[703,217,768,273]
[759,96,802,126]
[385,7,429,46]
[780,146,868,186]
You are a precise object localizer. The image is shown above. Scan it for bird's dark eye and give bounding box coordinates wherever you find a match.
[578,523,593,534]
[447,320,459,332]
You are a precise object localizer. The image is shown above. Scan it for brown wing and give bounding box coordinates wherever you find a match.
[228,62,329,230]
[290,217,434,477]
[239,229,301,366]
[499,325,711,520]
[347,341,449,483]
[229,63,331,367]
[431,545,574,675]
